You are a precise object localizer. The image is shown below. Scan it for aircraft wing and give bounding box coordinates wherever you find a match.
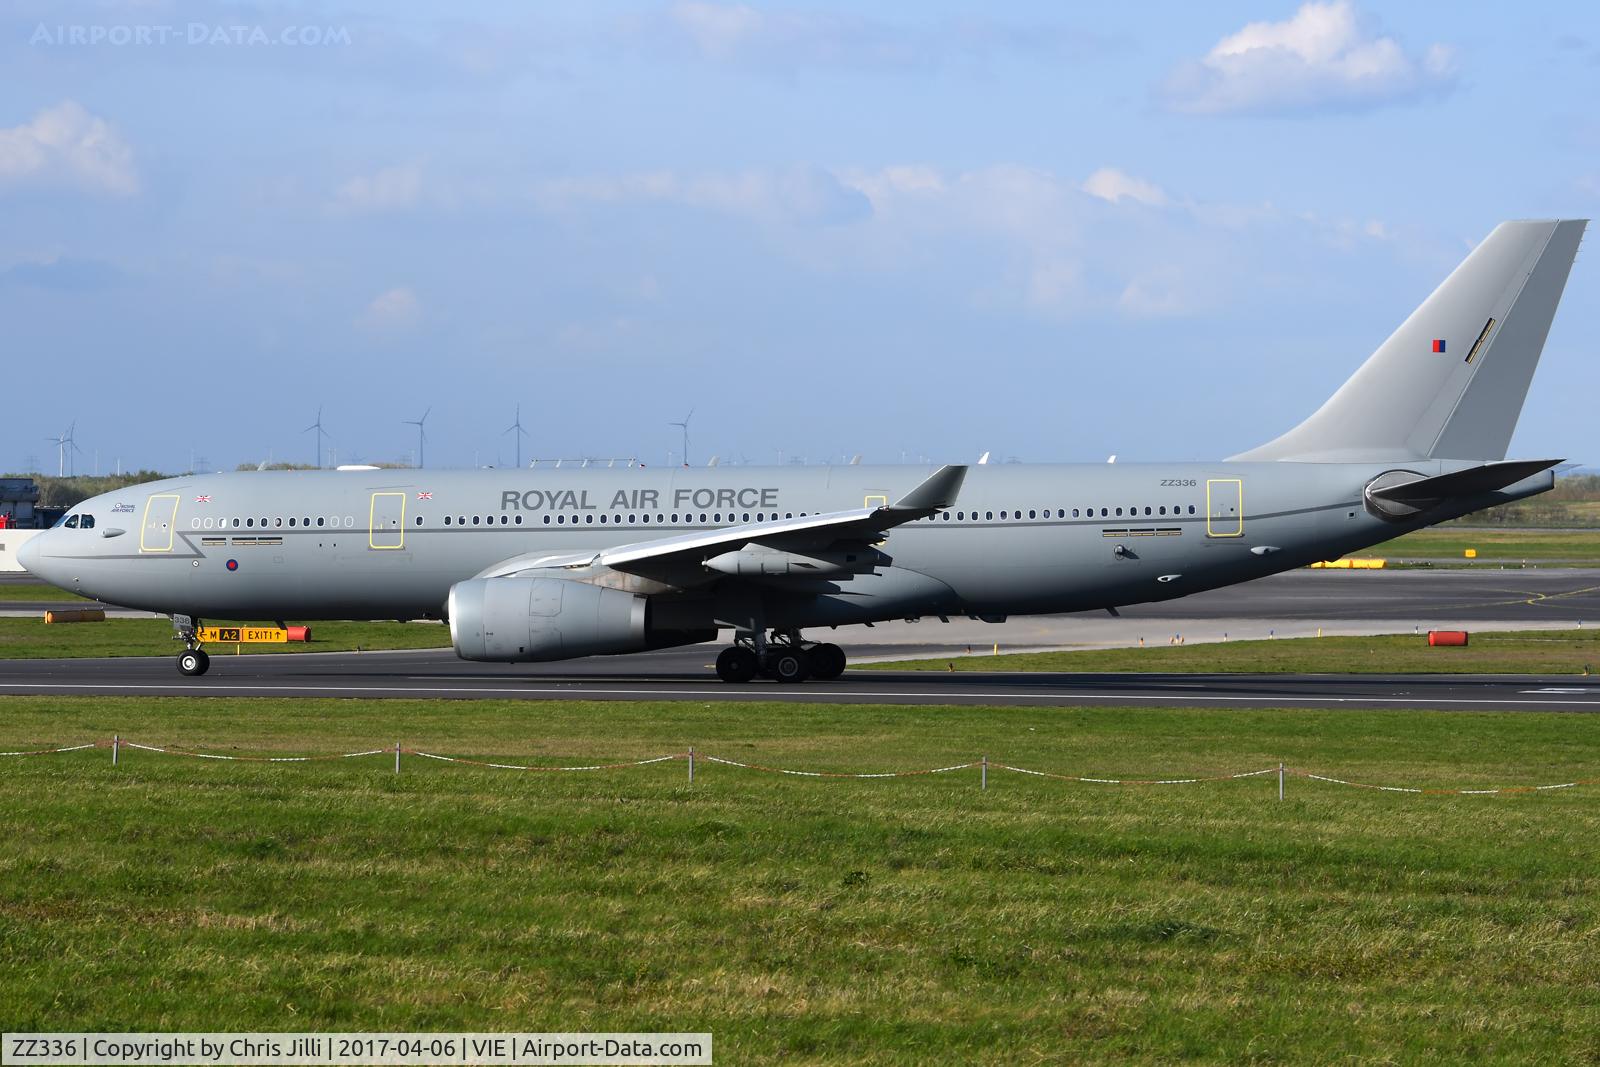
[602,463,965,577]
[478,465,966,583]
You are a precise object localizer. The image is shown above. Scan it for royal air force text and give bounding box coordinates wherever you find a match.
[501,487,780,513]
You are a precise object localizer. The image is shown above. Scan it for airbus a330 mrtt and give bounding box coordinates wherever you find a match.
[21,219,1587,682]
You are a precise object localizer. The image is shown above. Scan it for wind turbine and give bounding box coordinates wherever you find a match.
[503,404,529,469]
[303,406,329,469]
[404,408,430,469]
[669,407,694,467]
[47,422,79,477]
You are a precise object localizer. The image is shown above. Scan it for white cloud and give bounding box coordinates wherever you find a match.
[1081,167,1169,207]
[358,286,422,332]
[0,100,138,196]
[533,166,871,227]
[1163,1,1455,116]
[332,162,425,214]
[670,1,765,58]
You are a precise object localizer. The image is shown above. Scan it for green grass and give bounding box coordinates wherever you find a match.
[1367,527,1600,562]
[0,582,90,602]
[1,696,1598,1062]
[868,627,1600,675]
[0,618,451,658]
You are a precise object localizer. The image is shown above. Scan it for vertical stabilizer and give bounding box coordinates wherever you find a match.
[1232,219,1586,462]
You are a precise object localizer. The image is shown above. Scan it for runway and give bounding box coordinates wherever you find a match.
[3,568,1599,710]
[4,644,1600,711]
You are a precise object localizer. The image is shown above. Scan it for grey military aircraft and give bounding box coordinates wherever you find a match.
[20,219,1587,682]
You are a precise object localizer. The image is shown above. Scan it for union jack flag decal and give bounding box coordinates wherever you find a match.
[416,491,433,500]
[194,495,212,503]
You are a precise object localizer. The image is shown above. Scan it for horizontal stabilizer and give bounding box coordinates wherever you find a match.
[1368,459,1562,509]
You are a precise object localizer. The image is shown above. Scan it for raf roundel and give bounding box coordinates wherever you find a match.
[225,559,238,572]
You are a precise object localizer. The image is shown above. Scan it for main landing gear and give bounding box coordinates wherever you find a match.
[715,631,847,684]
[172,614,210,676]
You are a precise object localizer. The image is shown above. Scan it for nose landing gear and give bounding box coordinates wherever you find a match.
[171,614,210,676]
[714,631,847,683]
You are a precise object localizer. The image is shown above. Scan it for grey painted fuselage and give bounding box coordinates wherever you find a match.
[23,458,1548,629]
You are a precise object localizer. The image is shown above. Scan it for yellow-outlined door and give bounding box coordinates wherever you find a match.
[1205,479,1243,538]
[864,494,888,509]
[140,493,180,552]
[368,492,406,550]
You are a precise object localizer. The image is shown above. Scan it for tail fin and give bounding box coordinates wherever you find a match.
[1232,219,1586,463]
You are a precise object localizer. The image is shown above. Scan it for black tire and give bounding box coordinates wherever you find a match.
[810,643,846,681]
[178,649,209,677]
[769,649,811,684]
[715,646,759,683]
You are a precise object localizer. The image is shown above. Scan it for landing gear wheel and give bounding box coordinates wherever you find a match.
[809,643,846,681]
[177,649,210,677]
[768,648,812,684]
[715,646,759,683]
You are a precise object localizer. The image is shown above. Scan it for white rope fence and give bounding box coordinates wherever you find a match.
[0,738,1595,797]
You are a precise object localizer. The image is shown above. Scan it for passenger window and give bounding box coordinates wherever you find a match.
[515,515,523,525]
[246,518,255,527]
[1188,505,1197,514]
[985,511,993,520]
[415,516,423,525]
[543,516,551,525]
[1029,510,1037,519]
[316,517,325,527]
[64,514,79,529]
[444,516,452,525]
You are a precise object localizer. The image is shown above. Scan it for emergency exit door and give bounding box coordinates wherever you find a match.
[368,492,406,550]
[140,493,180,552]
[1206,479,1243,538]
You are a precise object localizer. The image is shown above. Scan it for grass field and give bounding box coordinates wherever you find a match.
[1367,527,1600,563]
[869,627,1600,675]
[2,696,1599,1062]
[0,618,451,658]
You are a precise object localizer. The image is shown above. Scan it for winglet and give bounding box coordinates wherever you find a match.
[889,464,967,515]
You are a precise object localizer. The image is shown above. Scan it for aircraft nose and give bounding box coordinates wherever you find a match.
[16,532,42,575]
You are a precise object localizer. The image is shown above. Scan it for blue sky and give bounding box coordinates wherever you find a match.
[2,1,1596,472]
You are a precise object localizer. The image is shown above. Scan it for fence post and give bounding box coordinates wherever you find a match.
[394,740,401,775]
[112,734,119,767]
[981,755,987,791]
[1278,761,1284,802]
[688,746,695,784]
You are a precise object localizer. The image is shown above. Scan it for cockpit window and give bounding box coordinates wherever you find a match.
[63,515,79,529]
[80,514,95,529]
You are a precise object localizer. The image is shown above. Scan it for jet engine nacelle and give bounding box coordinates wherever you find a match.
[449,576,649,662]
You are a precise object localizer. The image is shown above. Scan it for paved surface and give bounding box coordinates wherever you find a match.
[3,569,1600,709]
[3,645,1600,711]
